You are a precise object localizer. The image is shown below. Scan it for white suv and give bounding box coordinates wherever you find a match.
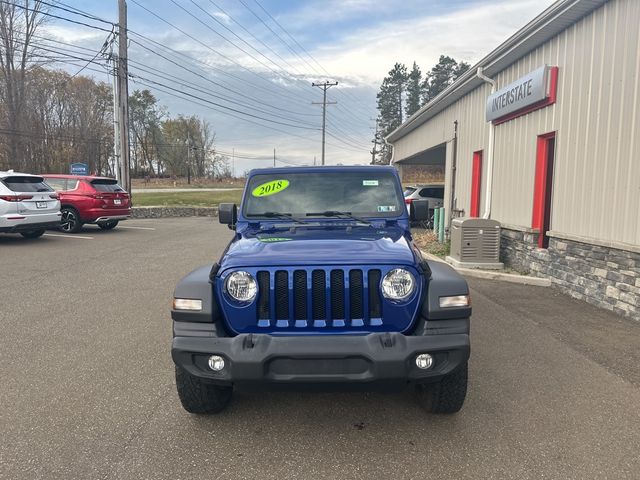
[0,171,61,238]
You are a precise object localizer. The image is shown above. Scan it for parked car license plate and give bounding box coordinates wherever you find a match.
[113,199,122,205]
[36,201,47,209]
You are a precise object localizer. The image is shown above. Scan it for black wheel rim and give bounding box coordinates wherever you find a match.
[61,210,77,232]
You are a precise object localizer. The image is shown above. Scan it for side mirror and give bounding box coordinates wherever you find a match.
[410,199,430,221]
[218,203,237,229]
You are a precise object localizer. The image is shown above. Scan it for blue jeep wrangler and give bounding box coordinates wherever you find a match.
[171,166,471,414]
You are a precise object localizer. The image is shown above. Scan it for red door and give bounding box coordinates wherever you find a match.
[532,133,556,248]
[470,150,483,217]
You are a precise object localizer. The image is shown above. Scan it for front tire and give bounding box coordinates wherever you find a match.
[175,366,233,414]
[416,362,468,414]
[98,220,119,230]
[20,229,45,239]
[60,207,82,233]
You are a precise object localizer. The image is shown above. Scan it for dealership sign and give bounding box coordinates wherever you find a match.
[485,65,554,122]
[70,162,89,175]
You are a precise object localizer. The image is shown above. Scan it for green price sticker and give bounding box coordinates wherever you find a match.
[252,179,290,197]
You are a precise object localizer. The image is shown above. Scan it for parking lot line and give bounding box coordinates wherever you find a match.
[43,233,94,240]
[118,225,156,230]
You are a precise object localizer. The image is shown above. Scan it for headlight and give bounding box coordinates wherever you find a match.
[381,268,415,300]
[225,271,257,302]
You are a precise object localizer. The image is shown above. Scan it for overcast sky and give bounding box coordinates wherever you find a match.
[42,0,555,173]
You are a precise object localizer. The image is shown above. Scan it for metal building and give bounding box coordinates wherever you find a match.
[387,0,639,318]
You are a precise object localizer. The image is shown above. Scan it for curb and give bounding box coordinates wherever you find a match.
[131,206,218,219]
[421,250,551,287]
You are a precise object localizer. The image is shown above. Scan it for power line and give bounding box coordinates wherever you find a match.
[130,73,319,131]
[0,0,113,32]
[127,62,319,128]
[206,0,307,78]
[23,38,322,131]
[42,0,319,114]
[127,0,315,110]
[247,0,374,122]
[127,36,318,117]
[69,28,115,79]
[34,0,370,148]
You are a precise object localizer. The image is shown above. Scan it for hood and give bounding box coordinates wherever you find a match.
[219,224,418,270]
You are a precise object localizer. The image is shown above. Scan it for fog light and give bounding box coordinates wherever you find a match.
[208,355,225,372]
[415,353,434,370]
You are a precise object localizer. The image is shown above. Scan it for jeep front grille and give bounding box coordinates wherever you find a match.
[255,268,383,328]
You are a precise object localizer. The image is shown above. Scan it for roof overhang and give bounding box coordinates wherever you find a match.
[395,143,446,165]
[386,0,608,143]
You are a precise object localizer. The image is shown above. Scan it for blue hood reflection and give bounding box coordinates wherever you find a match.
[220,224,418,270]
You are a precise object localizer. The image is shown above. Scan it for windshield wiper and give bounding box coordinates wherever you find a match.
[305,210,371,225]
[248,211,306,223]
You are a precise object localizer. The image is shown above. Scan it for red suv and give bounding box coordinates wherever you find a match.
[42,175,131,233]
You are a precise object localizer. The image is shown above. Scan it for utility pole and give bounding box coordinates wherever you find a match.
[232,148,235,178]
[370,117,379,165]
[111,53,120,181]
[186,135,191,185]
[312,81,338,165]
[273,148,276,167]
[117,0,131,193]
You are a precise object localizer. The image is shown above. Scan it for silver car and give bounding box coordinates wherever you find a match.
[404,184,444,210]
[0,171,61,238]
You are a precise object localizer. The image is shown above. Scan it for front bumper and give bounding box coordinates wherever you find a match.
[172,330,469,386]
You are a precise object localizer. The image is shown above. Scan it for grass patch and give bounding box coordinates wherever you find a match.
[132,190,243,207]
[413,230,450,258]
[131,178,245,189]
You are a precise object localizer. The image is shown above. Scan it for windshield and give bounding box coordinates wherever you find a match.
[243,171,404,219]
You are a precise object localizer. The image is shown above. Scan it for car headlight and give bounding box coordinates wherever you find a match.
[225,271,257,302]
[381,268,415,300]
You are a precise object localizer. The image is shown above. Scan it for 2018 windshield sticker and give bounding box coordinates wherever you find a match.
[362,180,379,186]
[252,179,290,197]
[377,205,396,212]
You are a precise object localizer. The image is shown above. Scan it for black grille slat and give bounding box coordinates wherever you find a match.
[330,270,345,319]
[349,270,364,319]
[293,270,307,320]
[311,270,326,320]
[368,270,382,318]
[275,271,289,320]
[257,271,270,320]
[257,268,383,327]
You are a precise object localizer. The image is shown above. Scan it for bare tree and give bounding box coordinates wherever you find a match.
[0,0,46,170]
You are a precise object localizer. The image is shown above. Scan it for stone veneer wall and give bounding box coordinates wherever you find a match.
[500,228,639,319]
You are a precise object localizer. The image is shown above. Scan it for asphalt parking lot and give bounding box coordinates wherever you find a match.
[1,217,639,480]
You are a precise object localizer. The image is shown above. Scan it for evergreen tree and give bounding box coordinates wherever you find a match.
[374,63,407,164]
[405,62,423,118]
[422,55,471,104]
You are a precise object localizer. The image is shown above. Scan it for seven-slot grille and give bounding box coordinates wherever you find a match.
[256,268,383,328]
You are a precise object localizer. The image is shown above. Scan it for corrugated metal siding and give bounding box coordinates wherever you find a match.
[393,0,640,246]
